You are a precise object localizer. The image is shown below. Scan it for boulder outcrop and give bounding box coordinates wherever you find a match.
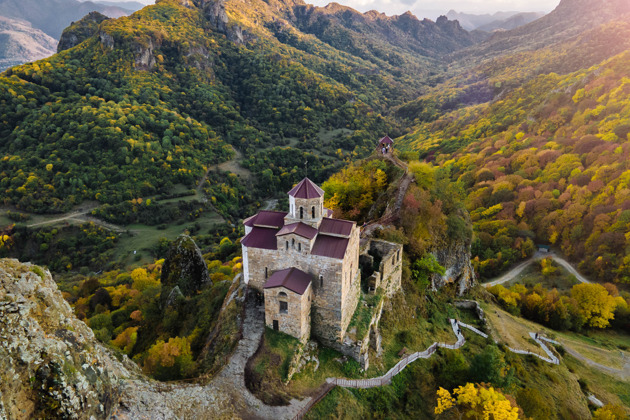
[0,259,137,419]
[57,12,110,52]
[161,235,211,299]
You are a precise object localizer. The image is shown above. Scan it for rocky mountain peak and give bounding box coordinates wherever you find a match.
[57,11,110,52]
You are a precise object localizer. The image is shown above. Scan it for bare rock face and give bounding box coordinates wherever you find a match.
[57,11,110,53]
[99,30,115,49]
[197,0,247,44]
[0,259,138,420]
[133,38,158,70]
[431,241,476,295]
[161,235,211,300]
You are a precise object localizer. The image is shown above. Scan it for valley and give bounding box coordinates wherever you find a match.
[1,0,630,418]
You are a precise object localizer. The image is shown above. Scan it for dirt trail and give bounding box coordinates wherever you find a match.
[361,151,413,239]
[22,205,126,233]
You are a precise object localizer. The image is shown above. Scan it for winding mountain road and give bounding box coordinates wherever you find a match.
[484,252,591,287]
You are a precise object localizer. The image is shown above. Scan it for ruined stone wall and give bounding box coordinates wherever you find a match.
[264,285,312,342]
[369,240,403,297]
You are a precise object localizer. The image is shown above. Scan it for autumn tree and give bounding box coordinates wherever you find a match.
[143,336,194,380]
[111,327,138,355]
[435,383,523,419]
[592,404,629,420]
[571,283,624,328]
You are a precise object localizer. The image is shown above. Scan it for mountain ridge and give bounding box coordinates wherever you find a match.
[0,16,57,71]
[0,0,133,38]
[455,0,630,63]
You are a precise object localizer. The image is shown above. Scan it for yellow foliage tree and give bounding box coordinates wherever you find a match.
[143,336,194,380]
[571,283,622,328]
[592,404,628,420]
[131,267,160,291]
[435,383,522,419]
[111,327,138,355]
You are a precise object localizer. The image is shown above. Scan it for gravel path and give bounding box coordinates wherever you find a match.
[112,293,311,419]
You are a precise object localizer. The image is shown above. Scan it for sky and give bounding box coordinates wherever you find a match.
[101,0,560,20]
[307,0,560,19]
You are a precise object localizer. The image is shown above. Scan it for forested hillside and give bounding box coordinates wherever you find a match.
[0,0,493,220]
[400,48,630,283]
[0,0,391,215]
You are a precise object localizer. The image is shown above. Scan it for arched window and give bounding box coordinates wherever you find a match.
[319,275,323,288]
[300,207,304,219]
[265,267,268,278]
[278,292,287,298]
[292,238,295,248]
[298,243,302,252]
[312,206,315,218]
[286,241,289,250]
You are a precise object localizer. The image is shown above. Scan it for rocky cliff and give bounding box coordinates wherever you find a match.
[0,258,293,419]
[431,240,476,296]
[161,235,211,300]
[57,12,110,52]
[0,259,138,419]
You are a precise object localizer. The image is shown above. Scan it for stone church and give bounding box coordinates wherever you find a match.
[241,177,403,355]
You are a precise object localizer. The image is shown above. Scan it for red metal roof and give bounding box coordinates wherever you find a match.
[244,211,287,229]
[311,235,349,259]
[319,218,354,237]
[379,135,393,145]
[264,267,312,295]
[288,178,325,199]
[276,222,318,240]
[241,227,279,250]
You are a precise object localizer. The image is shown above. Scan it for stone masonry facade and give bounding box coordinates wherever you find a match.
[241,178,402,366]
[263,285,313,342]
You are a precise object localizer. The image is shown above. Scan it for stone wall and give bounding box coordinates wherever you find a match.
[329,298,386,370]
[339,228,361,341]
[361,240,403,297]
[276,232,315,255]
[244,240,355,345]
[264,285,312,342]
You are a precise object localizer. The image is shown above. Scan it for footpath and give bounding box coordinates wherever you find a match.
[325,317,558,390]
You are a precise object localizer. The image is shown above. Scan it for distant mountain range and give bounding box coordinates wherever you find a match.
[0,0,148,69]
[446,10,545,32]
[0,16,57,70]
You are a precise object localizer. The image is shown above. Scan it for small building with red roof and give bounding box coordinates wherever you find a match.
[263,268,313,341]
[379,135,394,147]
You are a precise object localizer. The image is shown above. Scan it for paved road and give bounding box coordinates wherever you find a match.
[484,252,591,287]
